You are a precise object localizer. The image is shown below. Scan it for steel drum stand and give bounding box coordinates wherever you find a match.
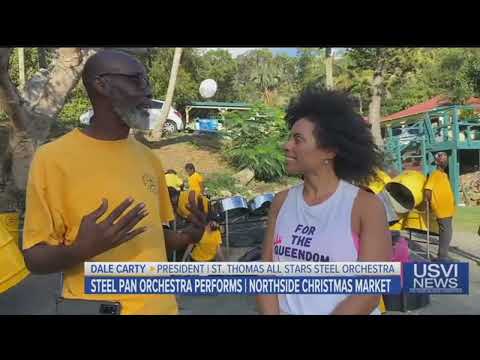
[172,219,177,262]
[426,200,431,260]
[182,245,194,262]
[225,209,230,257]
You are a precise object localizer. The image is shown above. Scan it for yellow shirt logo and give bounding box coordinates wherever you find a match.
[142,174,158,194]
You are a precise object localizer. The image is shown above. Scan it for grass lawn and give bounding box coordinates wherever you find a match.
[454,206,480,233]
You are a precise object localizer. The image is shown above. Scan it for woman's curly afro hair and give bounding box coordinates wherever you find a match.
[285,87,384,186]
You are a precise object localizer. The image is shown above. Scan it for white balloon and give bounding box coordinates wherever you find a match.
[199,79,217,99]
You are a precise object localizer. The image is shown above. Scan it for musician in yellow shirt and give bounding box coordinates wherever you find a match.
[165,169,184,191]
[22,50,213,315]
[185,163,204,196]
[424,152,456,261]
[168,188,224,262]
[169,188,209,221]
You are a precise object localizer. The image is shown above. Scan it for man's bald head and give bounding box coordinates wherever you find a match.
[81,50,152,131]
[82,50,145,98]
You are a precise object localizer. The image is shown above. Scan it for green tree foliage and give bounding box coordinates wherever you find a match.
[345,48,419,144]
[463,49,480,95]
[381,49,438,115]
[249,49,283,105]
[421,48,480,102]
[148,48,202,111]
[23,47,480,147]
[8,48,55,87]
[203,172,240,198]
[408,48,474,103]
[334,55,373,115]
[382,48,480,116]
[196,49,238,101]
[222,103,288,181]
[231,52,261,103]
[233,49,295,106]
[274,53,299,106]
[58,85,91,125]
[296,48,326,90]
[346,48,419,100]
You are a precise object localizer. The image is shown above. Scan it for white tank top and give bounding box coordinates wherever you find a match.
[274,180,380,315]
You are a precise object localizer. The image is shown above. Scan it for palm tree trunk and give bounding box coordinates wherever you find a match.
[368,71,384,147]
[155,47,183,136]
[18,48,25,89]
[263,88,271,106]
[325,48,334,90]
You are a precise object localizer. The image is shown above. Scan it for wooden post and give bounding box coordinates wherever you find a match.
[173,219,177,262]
[421,136,427,175]
[225,209,230,255]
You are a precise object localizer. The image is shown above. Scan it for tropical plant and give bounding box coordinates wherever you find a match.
[203,172,239,198]
[222,103,288,181]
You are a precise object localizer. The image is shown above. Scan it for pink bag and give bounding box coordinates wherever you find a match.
[392,236,410,284]
[392,237,410,263]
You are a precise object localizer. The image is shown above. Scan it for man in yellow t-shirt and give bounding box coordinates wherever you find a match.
[165,169,184,191]
[167,188,223,262]
[424,152,455,261]
[190,228,224,262]
[169,189,209,221]
[185,163,204,196]
[22,50,212,315]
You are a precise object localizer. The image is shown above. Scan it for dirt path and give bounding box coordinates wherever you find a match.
[147,132,299,196]
[153,142,229,178]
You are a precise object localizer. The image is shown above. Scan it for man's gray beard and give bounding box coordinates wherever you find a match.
[113,105,150,130]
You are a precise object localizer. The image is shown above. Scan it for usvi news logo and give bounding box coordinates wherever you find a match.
[403,262,469,294]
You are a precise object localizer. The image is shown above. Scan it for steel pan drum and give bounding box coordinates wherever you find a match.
[238,246,263,262]
[377,191,400,226]
[213,196,250,220]
[249,193,275,216]
[385,170,427,211]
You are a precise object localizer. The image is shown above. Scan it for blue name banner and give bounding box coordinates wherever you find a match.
[84,275,402,295]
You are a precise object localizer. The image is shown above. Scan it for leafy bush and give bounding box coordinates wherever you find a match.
[227,141,286,181]
[57,85,90,126]
[204,172,240,197]
[8,48,55,87]
[0,112,9,123]
[222,103,288,182]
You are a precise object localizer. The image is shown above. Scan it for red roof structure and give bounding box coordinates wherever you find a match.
[382,96,480,123]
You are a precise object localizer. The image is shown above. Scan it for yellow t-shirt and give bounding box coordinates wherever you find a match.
[23,128,177,315]
[191,229,222,262]
[424,169,455,219]
[165,173,183,191]
[177,191,209,220]
[188,172,204,195]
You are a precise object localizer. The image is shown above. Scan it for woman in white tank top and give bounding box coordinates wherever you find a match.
[257,89,392,315]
